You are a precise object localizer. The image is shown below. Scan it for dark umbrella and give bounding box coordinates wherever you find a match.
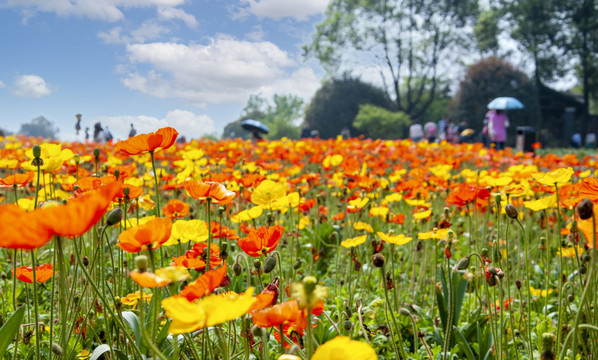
[240,119,269,134]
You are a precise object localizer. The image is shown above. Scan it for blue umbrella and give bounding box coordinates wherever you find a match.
[240,119,269,134]
[487,97,524,110]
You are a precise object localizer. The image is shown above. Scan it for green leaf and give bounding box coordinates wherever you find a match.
[89,344,128,360]
[0,306,25,358]
[453,325,476,360]
[121,311,141,344]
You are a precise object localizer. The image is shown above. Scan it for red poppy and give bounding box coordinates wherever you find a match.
[12,264,54,283]
[179,264,228,301]
[162,199,190,220]
[210,221,239,240]
[184,180,235,205]
[0,172,34,188]
[580,177,598,202]
[252,299,301,328]
[115,127,179,156]
[237,225,284,257]
[117,217,173,253]
[446,183,490,207]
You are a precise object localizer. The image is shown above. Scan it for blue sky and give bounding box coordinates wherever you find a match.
[0,0,328,141]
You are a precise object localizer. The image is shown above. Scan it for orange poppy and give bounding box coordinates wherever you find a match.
[580,177,598,202]
[0,172,34,188]
[179,263,228,301]
[183,180,236,205]
[237,225,284,257]
[162,199,190,220]
[211,221,240,240]
[114,127,179,155]
[251,299,301,328]
[114,184,143,202]
[117,217,173,253]
[40,182,122,237]
[129,270,171,288]
[0,182,121,249]
[12,264,54,283]
[171,255,207,270]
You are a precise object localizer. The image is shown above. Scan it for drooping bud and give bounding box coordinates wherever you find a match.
[293,258,301,270]
[253,259,261,270]
[106,207,123,226]
[232,262,243,276]
[82,256,89,267]
[264,256,277,273]
[399,308,411,316]
[51,343,63,356]
[504,204,518,219]
[371,253,385,268]
[453,256,470,271]
[577,198,593,220]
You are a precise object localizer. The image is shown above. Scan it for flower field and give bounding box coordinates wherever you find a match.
[1,128,598,360]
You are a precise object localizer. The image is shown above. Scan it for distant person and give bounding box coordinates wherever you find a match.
[129,123,137,138]
[75,115,82,135]
[586,133,596,148]
[252,131,263,141]
[489,110,509,150]
[104,127,114,142]
[85,127,90,142]
[446,118,458,143]
[93,122,104,143]
[437,115,448,141]
[571,133,582,148]
[310,129,320,138]
[301,123,311,138]
[341,127,351,139]
[409,121,424,142]
[424,121,437,143]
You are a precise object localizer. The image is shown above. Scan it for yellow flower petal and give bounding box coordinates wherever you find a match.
[312,336,377,360]
[341,235,368,248]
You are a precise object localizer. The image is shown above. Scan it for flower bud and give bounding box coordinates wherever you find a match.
[371,253,385,268]
[343,320,352,331]
[264,256,277,273]
[93,147,100,160]
[74,154,80,164]
[253,259,261,269]
[51,343,63,356]
[32,144,41,158]
[515,280,522,290]
[82,256,89,266]
[495,194,501,204]
[123,187,130,197]
[232,262,243,276]
[399,308,411,316]
[579,264,587,274]
[31,157,44,167]
[293,258,301,270]
[504,204,518,219]
[251,325,266,338]
[114,169,120,180]
[135,255,148,272]
[567,293,575,303]
[577,198,593,220]
[454,256,470,271]
[106,207,123,226]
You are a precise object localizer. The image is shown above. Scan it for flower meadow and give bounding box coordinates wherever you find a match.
[1,129,598,360]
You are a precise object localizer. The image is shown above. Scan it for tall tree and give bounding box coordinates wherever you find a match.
[19,116,59,139]
[304,0,479,120]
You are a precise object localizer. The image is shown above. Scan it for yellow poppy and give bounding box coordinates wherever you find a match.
[312,336,377,360]
[162,288,256,334]
[523,194,557,212]
[230,205,263,223]
[533,167,574,187]
[418,228,451,240]
[413,209,432,220]
[298,216,310,230]
[251,180,286,208]
[381,193,403,205]
[369,206,389,219]
[348,197,369,209]
[322,154,343,168]
[529,286,554,297]
[340,235,368,248]
[404,198,431,207]
[164,219,209,246]
[353,221,374,233]
[377,232,412,245]
[557,245,584,257]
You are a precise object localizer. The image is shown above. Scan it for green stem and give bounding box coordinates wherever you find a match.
[149,151,161,217]
[30,251,41,360]
[515,219,534,359]
[206,199,212,269]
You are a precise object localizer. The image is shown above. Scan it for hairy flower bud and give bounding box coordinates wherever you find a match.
[504,204,518,219]
[577,198,593,220]
[135,255,148,272]
[371,253,385,268]
[106,207,123,226]
[264,256,277,273]
[232,262,243,276]
[114,169,120,180]
[51,343,63,356]
[93,147,100,160]
[454,256,470,271]
[32,144,41,158]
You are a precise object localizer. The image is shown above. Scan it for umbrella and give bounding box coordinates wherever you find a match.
[240,119,269,134]
[487,97,524,110]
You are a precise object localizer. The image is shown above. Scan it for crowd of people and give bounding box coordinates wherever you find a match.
[409,111,510,148]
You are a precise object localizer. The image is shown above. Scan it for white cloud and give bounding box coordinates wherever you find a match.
[120,35,321,106]
[12,75,53,98]
[245,25,266,41]
[157,6,198,28]
[2,0,186,22]
[237,0,329,21]
[99,20,171,44]
[93,110,215,140]
[0,80,5,88]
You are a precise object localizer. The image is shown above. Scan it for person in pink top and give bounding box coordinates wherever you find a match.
[488,110,509,150]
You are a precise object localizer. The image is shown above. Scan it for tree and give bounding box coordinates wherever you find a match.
[303,77,393,139]
[474,9,501,56]
[304,0,479,120]
[452,57,539,144]
[222,94,304,140]
[19,116,59,139]
[353,104,411,139]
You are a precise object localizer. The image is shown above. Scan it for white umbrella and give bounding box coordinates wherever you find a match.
[487,97,524,110]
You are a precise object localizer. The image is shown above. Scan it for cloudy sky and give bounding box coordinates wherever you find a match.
[0,0,328,141]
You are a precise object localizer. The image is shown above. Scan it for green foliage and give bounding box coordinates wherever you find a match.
[353,104,410,139]
[222,94,303,140]
[451,57,540,144]
[304,78,392,139]
[19,116,59,139]
[0,307,25,358]
[474,10,500,56]
[304,0,479,119]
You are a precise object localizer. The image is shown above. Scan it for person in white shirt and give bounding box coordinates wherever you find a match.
[409,121,424,142]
